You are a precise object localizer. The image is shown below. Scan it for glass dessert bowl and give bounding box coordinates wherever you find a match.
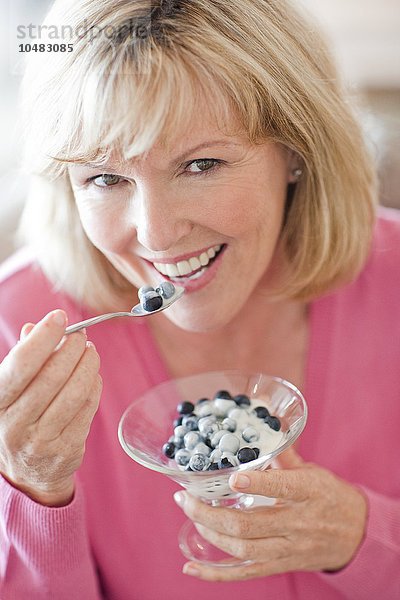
[118,370,308,567]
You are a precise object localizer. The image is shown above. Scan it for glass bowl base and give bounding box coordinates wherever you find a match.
[178,520,253,568]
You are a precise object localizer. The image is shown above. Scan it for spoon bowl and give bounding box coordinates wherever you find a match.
[65,285,184,334]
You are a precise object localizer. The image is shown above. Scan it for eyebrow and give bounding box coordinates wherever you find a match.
[81,140,241,170]
[172,140,241,164]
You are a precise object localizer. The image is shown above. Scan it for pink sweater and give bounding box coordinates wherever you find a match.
[0,208,399,599]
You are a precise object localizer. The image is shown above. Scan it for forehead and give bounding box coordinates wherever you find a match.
[153,88,248,161]
[67,67,250,171]
[106,88,246,166]
[160,102,243,152]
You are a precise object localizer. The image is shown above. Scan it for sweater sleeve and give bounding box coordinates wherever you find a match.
[317,486,400,599]
[0,267,102,599]
[0,475,102,600]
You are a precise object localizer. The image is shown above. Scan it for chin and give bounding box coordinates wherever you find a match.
[165,303,236,334]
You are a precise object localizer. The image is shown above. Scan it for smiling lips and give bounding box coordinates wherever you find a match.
[150,244,223,281]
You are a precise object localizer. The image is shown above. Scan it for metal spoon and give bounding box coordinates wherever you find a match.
[65,286,184,335]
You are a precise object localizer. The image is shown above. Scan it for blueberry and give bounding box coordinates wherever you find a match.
[219,433,240,454]
[198,417,219,437]
[213,390,232,400]
[162,441,176,458]
[184,431,202,450]
[173,416,183,428]
[182,414,198,431]
[155,281,175,299]
[237,447,257,463]
[210,430,226,448]
[219,457,234,469]
[208,462,220,471]
[233,394,250,406]
[252,447,260,458]
[177,401,195,415]
[197,401,214,418]
[220,452,239,467]
[227,407,245,421]
[138,285,154,299]
[174,448,191,466]
[214,397,235,417]
[209,448,222,463]
[194,442,211,457]
[172,437,184,450]
[254,406,270,419]
[242,426,259,443]
[174,425,188,439]
[196,397,210,405]
[204,437,213,449]
[189,453,211,471]
[141,291,163,312]
[218,456,237,469]
[265,415,281,431]
[221,417,236,432]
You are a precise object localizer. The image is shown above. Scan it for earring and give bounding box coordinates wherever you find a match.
[292,168,303,180]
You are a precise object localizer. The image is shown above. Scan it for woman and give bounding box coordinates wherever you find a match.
[0,0,399,598]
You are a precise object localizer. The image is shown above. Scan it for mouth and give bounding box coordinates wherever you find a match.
[147,244,226,285]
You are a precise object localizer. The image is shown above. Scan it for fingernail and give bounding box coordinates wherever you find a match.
[183,563,200,577]
[20,322,34,340]
[174,491,185,507]
[50,310,66,327]
[230,473,250,490]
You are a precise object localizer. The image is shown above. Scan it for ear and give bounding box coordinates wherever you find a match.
[287,150,303,184]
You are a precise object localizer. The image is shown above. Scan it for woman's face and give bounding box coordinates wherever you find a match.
[69,101,296,332]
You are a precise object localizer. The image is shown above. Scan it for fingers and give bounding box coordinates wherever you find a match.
[183,559,263,581]
[194,522,289,562]
[61,370,102,439]
[0,310,67,408]
[0,312,102,505]
[37,341,101,437]
[229,468,309,502]
[174,492,291,539]
[6,330,88,424]
[182,557,289,582]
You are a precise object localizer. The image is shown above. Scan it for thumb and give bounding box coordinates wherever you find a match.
[272,445,304,469]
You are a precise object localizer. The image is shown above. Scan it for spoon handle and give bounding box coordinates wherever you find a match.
[65,312,133,334]
[64,286,184,334]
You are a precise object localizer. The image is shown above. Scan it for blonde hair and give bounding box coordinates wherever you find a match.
[18,0,378,310]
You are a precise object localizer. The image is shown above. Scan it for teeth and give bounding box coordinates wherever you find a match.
[177,260,191,276]
[154,262,168,275]
[189,256,201,271]
[152,245,222,278]
[165,263,179,278]
[199,252,209,266]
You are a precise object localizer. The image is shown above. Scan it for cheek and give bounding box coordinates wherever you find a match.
[203,152,288,240]
[205,185,286,241]
[76,200,133,254]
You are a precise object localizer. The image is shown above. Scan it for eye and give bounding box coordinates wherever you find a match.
[90,174,123,188]
[185,159,221,174]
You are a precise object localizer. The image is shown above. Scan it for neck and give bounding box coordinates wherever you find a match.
[149,291,309,389]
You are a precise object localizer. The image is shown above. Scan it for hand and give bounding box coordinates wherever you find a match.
[174,447,368,581]
[0,310,102,506]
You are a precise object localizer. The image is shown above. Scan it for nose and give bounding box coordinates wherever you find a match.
[132,185,193,252]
